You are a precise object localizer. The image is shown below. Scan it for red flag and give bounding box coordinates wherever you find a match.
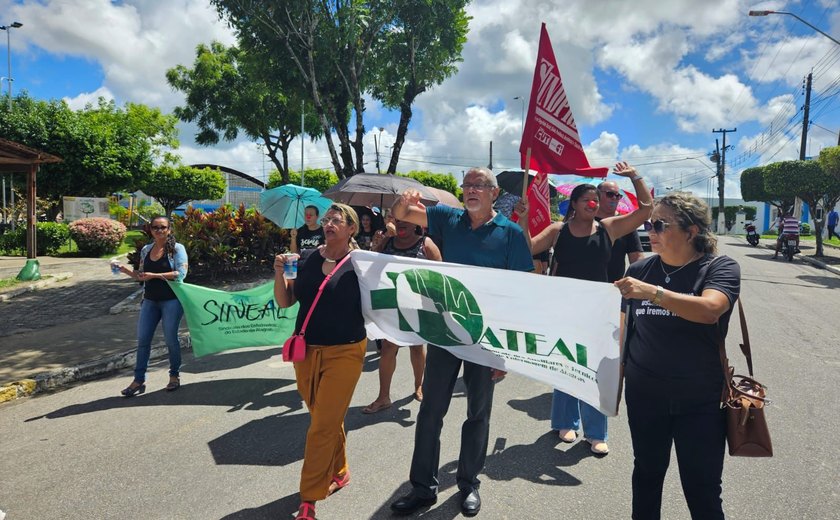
[519,24,608,177]
[510,172,551,237]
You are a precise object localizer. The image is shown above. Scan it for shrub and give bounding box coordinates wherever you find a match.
[0,222,70,255]
[129,204,287,279]
[69,218,127,256]
[800,222,811,235]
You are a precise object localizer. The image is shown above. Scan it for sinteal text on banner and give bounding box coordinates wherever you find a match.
[168,281,298,357]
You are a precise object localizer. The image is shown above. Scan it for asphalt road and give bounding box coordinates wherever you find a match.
[1,236,838,519]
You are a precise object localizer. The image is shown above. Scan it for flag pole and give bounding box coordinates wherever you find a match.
[522,147,532,199]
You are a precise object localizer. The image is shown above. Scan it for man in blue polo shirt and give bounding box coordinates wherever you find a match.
[389,167,533,517]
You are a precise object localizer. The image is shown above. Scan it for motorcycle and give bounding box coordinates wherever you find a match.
[780,233,798,262]
[745,222,759,246]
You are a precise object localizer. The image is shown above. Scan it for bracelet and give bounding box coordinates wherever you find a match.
[630,175,643,182]
[638,200,652,207]
[651,285,664,306]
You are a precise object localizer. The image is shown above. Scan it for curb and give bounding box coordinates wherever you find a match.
[0,272,73,303]
[109,287,144,314]
[751,238,840,276]
[0,332,192,404]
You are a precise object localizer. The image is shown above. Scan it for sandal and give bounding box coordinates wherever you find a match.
[295,502,315,520]
[362,400,392,414]
[120,382,145,397]
[328,471,350,496]
[587,439,610,456]
[558,429,577,443]
[165,378,180,392]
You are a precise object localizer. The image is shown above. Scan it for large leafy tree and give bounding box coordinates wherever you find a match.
[0,94,179,218]
[740,166,793,214]
[764,160,840,257]
[142,165,227,216]
[369,0,470,174]
[212,0,393,179]
[166,42,321,184]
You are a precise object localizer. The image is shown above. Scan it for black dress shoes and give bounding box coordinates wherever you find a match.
[390,491,437,515]
[460,488,481,516]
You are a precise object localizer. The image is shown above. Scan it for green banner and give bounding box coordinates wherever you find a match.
[169,281,298,357]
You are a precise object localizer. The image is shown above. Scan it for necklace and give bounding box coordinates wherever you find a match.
[321,247,350,263]
[660,254,700,283]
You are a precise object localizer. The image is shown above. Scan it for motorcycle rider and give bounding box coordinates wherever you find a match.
[771,210,800,259]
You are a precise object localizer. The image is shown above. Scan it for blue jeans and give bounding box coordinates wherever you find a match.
[134,298,184,383]
[550,389,608,441]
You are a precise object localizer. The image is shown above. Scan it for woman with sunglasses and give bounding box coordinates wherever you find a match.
[518,162,652,455]
[273,203,366,520]
[115,216,188,396]
[614,193,740,519]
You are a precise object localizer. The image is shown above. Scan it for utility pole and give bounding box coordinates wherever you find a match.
[712,128,736,233]
[800,72,812,160]
[488,141,493,171]
[374,129,381,174]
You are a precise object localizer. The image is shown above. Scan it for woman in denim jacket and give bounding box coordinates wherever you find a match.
[115,216,188,396]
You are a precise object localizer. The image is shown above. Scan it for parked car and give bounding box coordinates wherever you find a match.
[637,224,651,252]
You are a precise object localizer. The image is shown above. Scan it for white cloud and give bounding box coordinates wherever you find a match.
[14,0,235,110]
[63,86,114,110]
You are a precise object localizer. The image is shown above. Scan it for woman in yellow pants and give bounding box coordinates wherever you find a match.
[274,203,367,520]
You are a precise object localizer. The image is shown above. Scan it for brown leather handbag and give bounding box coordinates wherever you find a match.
[718,299,773,457]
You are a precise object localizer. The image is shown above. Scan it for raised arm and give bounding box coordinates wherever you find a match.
[512,197,561,255]
[391,189,429,228]
[602,162,653,242]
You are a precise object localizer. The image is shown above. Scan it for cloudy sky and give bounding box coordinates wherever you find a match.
[3,0,840,200]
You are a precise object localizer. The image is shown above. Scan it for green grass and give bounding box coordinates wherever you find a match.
[0,277,21,290]
[56,230,145,258]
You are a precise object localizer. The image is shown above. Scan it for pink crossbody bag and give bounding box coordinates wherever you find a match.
[282,253,353,362]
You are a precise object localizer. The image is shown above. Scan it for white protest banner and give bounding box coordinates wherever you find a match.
[351,250,622,416]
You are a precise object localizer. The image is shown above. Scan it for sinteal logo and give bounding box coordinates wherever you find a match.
[370,269,484,346]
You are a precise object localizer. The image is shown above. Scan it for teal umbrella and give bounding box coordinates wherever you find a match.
[259,184,333,229]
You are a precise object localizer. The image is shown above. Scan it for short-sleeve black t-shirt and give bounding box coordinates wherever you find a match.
[296,226,325,250]
[623,254,741,400]
[292,248,366,346]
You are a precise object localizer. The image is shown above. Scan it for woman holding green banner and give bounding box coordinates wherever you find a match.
[115,216,188,397]
[273,203,366,520]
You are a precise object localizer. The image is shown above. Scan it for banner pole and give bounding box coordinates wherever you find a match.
[522,147,532,199]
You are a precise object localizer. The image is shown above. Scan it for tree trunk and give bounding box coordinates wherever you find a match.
[387,84,424,174]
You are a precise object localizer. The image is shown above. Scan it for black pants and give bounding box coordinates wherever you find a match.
[408,345,494,497]
[625,370,726,520]
[828,225,838,240]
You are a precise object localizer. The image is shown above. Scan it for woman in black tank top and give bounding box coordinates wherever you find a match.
[362,218,442,414]
[516,163,653,456]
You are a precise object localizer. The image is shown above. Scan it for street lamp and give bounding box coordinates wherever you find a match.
[0,21,23,110]
[748,10,840,46]
[513,96,525,133]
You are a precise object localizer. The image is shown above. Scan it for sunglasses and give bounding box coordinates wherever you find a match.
[601,191,622,200]
[643,220,671,233]
[151,226,169,231]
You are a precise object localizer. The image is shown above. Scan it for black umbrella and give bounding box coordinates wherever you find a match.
[322,173,439,208]
[496,170,558,197]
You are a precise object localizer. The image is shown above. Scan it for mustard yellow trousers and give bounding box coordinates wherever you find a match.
[294,338,367,502]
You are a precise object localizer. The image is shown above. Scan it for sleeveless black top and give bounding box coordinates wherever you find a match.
[550,221,612,282]
[382,236,426,259]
